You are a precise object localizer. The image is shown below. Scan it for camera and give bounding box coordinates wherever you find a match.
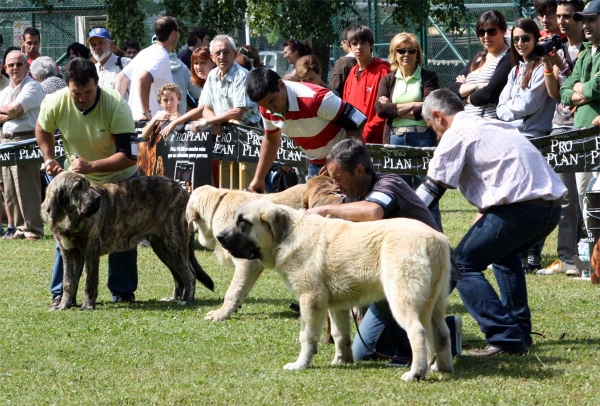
[534,34,563,57]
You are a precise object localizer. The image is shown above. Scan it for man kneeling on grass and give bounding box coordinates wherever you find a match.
[305,138,462,366]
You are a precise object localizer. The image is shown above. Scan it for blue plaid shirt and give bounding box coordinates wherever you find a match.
[200,62,261,126]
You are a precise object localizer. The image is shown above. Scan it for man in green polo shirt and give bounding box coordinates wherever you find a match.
[36,57,139,308]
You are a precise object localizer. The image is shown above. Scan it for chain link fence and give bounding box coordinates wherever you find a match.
[0,1,530,86]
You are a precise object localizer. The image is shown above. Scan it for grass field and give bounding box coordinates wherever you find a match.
[1,190,599,405]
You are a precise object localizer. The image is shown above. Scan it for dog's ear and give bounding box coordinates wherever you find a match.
[77,186,102,217]
[261,207,289,243]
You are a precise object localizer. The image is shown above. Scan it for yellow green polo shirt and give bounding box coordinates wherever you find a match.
[391,65,427,128]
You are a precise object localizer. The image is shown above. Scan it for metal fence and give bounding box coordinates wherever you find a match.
[0,0,530,86]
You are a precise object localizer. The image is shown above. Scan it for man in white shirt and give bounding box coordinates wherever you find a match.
[88,27,130,92]
[420,89,566,357]
[0,51,45,240]
[115,16,179,121]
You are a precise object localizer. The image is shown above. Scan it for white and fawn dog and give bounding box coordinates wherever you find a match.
[217,200,453,381]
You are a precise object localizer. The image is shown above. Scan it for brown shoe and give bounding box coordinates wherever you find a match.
[25,235,41,241]
[5,233,24,240]
[49,295,62,310]
[467,344,527,357]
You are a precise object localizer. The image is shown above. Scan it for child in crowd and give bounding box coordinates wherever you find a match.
[141,83,183,141]
[295,55,339,96]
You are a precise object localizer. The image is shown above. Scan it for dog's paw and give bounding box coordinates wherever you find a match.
[401,370,425,382]
[431,361,453,374]
[80,303,95,311]
[331,354,353,365]
[204,309,232,321]
[283,362,308,371]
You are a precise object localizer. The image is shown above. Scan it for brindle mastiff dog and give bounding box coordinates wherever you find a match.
[41,171,214,310]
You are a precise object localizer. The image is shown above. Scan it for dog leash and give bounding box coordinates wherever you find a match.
[351,309,413,365]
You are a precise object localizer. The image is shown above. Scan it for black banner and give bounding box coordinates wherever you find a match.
[4,124,600,175]
[134,122,212,191]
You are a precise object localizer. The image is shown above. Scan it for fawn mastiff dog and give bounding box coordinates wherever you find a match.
[217,200,453,381]
[185,183,306,320]
[41,171,214,310]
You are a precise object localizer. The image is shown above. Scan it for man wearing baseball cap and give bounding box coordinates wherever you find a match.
[88,27,130,92]
[560,0,600,259]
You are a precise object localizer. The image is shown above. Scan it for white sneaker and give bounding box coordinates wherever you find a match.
[535,260,578,275]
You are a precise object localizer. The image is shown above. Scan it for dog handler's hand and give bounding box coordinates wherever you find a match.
[247,178,265,193]
[305,206,328,217]
[44,159,63,176]
[318,166,329,176]
[69,158,93,174]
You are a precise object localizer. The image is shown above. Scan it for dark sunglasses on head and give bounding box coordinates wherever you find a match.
[511,35,532,44]
[477,28,498,37]
[396,48,417,55]
[6,62,24,68]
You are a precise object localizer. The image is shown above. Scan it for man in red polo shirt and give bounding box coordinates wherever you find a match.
[246,67,365,193]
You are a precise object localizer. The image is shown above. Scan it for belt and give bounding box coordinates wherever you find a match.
[523,198,562,207]
[392,126,429,136]
[2,130,35,139]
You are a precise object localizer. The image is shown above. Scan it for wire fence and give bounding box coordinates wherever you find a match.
[0,0,531,87]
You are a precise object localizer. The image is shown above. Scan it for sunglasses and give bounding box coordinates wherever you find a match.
[511,35,532,44]
[6,62,25,68]
[396,48,417,55]
[477,28,499,37]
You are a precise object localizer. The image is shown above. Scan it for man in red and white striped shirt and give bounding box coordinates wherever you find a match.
[421,89,566,357]
[245,67,349,193]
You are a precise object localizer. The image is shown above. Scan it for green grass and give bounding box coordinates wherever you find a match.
[1,190,599,404]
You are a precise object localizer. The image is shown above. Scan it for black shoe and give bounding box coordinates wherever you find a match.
[113,293,135,303]
[289,301,300,314]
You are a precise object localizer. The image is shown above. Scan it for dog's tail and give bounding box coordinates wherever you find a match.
[189,233,215,291]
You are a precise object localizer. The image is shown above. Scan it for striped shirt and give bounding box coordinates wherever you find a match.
[427,112,566,210]
[261,81,346,163]
[464,51,507,118]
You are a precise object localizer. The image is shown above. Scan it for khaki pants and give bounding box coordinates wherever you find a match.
[1,136,43,238]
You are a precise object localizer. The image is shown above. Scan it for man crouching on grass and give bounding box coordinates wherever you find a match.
[419,89,566,356]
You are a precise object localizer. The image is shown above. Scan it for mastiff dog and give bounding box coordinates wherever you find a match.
[186,183,306,320]
[217,200,453,381]
[41,171,214,310]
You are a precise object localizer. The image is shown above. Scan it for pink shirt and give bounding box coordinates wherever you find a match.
[427,112,567,210]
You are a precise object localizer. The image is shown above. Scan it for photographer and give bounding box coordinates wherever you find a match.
[536,0,587,276]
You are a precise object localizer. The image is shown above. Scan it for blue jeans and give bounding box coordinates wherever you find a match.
[48,172,138,299]
[390,129,442,230]
[352,301,460,360]
[455,201,561,351]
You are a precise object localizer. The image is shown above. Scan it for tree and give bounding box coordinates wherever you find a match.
[163,0,248,47]
[248,0,466,81]
[105,0,146,49]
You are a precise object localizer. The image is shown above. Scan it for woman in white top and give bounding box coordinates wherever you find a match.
[448,10,511,118]
[496,18,556,138]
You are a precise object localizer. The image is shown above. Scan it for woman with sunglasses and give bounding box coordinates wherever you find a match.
[448,10,511,118]
[375,32,442,228]
[496,18,555,138]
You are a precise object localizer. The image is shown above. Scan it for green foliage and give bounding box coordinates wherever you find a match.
[382,0,467,31]
[163,0,248,47]
[105,0,146,49]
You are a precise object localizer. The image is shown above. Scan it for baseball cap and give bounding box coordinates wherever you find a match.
[573,0,600,21]
[88,27,112,42]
